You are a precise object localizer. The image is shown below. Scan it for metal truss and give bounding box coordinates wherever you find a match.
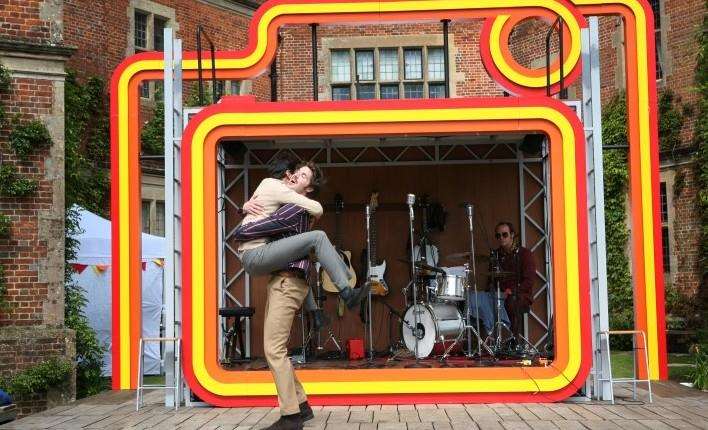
[219,136,552,352]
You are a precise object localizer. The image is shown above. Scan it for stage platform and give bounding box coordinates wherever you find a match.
[1,382,706,430]
[226,355,548,371]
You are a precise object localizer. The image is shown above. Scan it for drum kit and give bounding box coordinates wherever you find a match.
[395,196,538,363]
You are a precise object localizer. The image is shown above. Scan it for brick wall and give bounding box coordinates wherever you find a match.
[0,0,75,417]
[278,21,509,101]
[0,327,76,417]
[0,0,62,45]
[63,0,270,100]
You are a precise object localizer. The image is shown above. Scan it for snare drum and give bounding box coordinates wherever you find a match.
[435,273,467,301]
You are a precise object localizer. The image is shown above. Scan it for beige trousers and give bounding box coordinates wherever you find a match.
[263,274,309,415]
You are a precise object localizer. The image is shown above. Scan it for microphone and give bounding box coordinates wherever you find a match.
[406,194,415,221]
[465,203,474,218]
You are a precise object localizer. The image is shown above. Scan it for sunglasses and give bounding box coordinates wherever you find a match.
[495,232,510,239]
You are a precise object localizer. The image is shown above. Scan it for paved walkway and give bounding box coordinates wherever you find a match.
[1,382,706,429]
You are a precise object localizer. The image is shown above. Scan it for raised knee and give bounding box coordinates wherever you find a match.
[311,230,327,241]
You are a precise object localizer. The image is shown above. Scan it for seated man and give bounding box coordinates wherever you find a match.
[236,158,369,326]
[491,221,536,341]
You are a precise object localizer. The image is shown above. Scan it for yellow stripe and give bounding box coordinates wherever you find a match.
[489,14,582,88]
[187,106,582,395]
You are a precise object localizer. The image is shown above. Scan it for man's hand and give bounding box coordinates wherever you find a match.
[242,198,265,216]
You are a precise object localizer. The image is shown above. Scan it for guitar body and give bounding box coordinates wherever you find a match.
[367,260,389,296]
[320,193,357,294]
[321,249,357,292]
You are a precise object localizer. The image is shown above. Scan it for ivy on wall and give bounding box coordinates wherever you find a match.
[0,358,72,396]
[64,71,109,397]
[693,4,708,338]
[601,94,634,341]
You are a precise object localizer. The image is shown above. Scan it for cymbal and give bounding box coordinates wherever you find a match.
[445,252,490,262]
[396,258,445,274]
[478,270,516,279]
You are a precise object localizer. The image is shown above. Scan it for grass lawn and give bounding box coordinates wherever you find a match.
[611,351,694,382]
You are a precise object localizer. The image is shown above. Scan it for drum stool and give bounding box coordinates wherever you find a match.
[219,306,255,363]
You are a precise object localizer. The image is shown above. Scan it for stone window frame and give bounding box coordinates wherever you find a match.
[321,34,456,101]
[127,0,178,100]
[141,173,166,237]
[649,0,671,84]
[659,168,677,286]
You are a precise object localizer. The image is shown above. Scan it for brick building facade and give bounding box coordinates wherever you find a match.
[0,0,704,417]
[0,0,77,417]
[0,0,265,417]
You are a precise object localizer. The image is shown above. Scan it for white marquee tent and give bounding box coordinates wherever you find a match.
[69,206,165,375]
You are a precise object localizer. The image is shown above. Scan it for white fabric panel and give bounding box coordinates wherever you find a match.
[70,206,166,376]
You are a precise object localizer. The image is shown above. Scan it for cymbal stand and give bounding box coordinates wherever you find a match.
[310,263,343,358]
[489,255,513,354]
[440,204,492,362]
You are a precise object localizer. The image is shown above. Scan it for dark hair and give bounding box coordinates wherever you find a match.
[495,221,515,234]
[294,160,325,197]
[268,153,299,179]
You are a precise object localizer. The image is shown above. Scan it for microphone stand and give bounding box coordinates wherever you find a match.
[364,205,375,364]
[405,194,430,368]
[466,204,482,358]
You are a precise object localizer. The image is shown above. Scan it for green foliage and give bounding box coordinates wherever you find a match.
[658,90,685,153]
[9,119,52,159]
[64,206,107,398]
[695,3,708,282]
[601,95,634,348]
[140,86,164,155]
[0,214,9,238]
[0,164,38,197]
[689,344,708,390]
[64,71,110,216]
[64,72,109,397]
[0,358,73,396]
[0,63,11,94]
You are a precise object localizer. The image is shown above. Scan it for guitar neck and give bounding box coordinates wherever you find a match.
[370,212,377,264]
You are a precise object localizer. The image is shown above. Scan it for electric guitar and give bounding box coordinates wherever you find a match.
[363,192,388,296]
[321,193,357,293]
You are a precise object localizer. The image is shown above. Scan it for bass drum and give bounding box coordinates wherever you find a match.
[401,303,464,358]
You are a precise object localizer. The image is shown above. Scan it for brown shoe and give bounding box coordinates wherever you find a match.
[263,413,303,430]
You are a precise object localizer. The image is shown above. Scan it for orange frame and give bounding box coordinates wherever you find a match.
[109,0,666,399]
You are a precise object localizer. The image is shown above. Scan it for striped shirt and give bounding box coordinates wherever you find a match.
[234,203,311,273]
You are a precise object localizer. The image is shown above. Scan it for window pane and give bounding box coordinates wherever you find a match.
[332,86,351,100]
[355,50,374,81]
[660,182,668,223]
[404,49,422,80]
[429,83,446,99]
[655,31,663,79]
[427,47,445,81]
[140,81,150,98]
[380,84,399,99]
[155,201,165,237]
[379,48,398,81]
[230,81,240,95]
[154,17,167,51]
[356,84,375,100]
[135,11,148,49]
[649,0,661,29]
[404,83,423,99]
[331,50,351,83]
[142,200,151,233]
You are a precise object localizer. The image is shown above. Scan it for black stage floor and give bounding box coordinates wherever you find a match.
[224,354,551,371]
